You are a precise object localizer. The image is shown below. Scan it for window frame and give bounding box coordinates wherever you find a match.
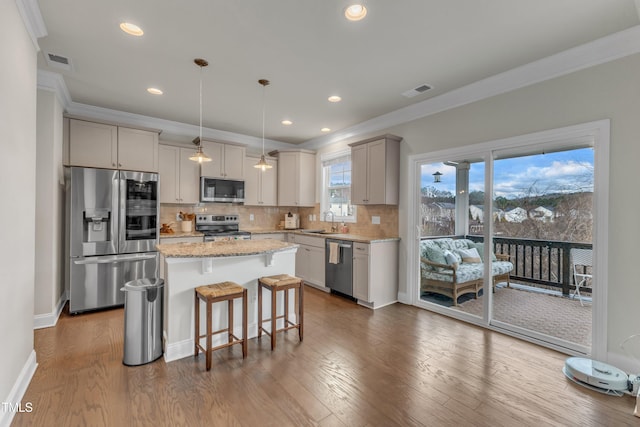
[320,149,357,224]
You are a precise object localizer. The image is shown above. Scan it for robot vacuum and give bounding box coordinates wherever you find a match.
[563,357,633,396]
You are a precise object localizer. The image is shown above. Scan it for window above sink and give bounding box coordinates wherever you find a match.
[320,150,357,224]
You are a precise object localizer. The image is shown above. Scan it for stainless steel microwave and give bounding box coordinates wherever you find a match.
[200,177,245,203]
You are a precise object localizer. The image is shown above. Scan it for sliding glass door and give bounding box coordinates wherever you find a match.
[418,159,486,319]
[412,121,605,356]
[489,147,594,353]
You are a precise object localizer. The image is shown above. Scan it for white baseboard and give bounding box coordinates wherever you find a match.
[165,322,260,362]
[33,291,68,330]
[0,350,38,427]
[358,299,399,310]
[164,338,193,363]
[164,315,299,363]
[397,291,410,304]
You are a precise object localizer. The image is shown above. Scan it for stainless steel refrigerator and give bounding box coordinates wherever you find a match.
[65,167,159,314]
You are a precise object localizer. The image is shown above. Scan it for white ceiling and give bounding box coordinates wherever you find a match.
[36,1,639,147]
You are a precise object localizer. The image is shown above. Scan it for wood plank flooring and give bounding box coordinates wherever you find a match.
[12,287,638,426]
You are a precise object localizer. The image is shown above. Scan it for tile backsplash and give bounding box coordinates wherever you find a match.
[160,203,398,238]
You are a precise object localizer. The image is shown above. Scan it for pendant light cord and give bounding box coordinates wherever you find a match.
[199,65,203,144]
[262,84,266,155]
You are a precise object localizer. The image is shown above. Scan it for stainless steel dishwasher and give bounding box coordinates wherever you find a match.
[325,239,353,297]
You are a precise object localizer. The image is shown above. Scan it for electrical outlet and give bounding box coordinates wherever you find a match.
[249,214,255,221]
[372,215,381,225]
[312,214,316,221]
[308,215,313,221]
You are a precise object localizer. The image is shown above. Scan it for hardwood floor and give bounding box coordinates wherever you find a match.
[13,287,638,426]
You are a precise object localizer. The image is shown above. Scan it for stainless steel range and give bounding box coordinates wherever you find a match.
[195,214,251,242]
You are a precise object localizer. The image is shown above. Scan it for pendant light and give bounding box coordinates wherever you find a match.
[189,58,212,163]
[254,79,273,171]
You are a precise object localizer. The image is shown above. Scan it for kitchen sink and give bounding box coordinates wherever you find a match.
[300,229,340,235]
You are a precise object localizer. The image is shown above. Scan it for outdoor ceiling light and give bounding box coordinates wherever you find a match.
[254,79,273,171]
[189,58,212,163]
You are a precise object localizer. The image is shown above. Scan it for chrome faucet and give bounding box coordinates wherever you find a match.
[324,211,337,232]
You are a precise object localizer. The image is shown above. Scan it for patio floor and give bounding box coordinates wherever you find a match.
[422,283,592,348]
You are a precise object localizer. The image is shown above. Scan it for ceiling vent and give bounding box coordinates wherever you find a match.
[402,84,432,98]
[45,52,74,71]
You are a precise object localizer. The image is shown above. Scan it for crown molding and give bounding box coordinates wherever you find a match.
[15,0,47,51]
[301,24,640,150]
[64,101,292,151]
[36,24,640,152]
[37,70,72,107]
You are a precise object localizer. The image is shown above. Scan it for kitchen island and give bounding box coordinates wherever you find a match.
[157,239,299,362]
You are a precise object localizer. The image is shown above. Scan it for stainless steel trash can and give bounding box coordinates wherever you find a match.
[121,278,164,366]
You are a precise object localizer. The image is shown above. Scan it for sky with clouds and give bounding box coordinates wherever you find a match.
[421,147,594,199]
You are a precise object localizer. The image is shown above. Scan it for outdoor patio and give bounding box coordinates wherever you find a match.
[421,281,591,348]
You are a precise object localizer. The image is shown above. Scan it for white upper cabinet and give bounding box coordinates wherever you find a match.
[276,150,315,207]
[199,140,246,180]
[68,119,118,169]
[158,145,200,204]
[244,155,277,206]
[350,134,401,205]
[67,118,159,172]
[117,127,159,172]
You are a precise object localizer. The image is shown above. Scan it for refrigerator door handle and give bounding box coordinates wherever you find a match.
[73,254,157,265]
[113,172,121,253]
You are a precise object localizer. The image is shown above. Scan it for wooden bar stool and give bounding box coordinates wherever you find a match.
[194,281,247,371]
[258,274,304,350]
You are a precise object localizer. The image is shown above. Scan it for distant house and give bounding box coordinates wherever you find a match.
[422,202,455,227]
[505,207,528,223]
[531,206,554,222]
[501,206,555,223]
[469,205,484,222]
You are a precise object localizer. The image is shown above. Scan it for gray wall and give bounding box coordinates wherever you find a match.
[388,53,640,361]
[0,0,37,417]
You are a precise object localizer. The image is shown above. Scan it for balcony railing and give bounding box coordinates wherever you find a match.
[466,236,592,296]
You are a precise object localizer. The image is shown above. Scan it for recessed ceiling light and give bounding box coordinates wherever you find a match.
[321,128,331,132]
[147,87,163,95]
[328,95,342,103]
[344,4,367,21]
[281,120,293,126]
[120,22,144,36]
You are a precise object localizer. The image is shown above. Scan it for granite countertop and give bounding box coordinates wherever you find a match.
[242,228,399,243]
[296,232,400,243]
[242,228,288,234]
[159,231,204,239]
[156,239,298,258]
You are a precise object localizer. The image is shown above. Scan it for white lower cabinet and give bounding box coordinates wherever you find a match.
[353,243,370,301]
[289,234,325,287]
[352,240,399,309]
